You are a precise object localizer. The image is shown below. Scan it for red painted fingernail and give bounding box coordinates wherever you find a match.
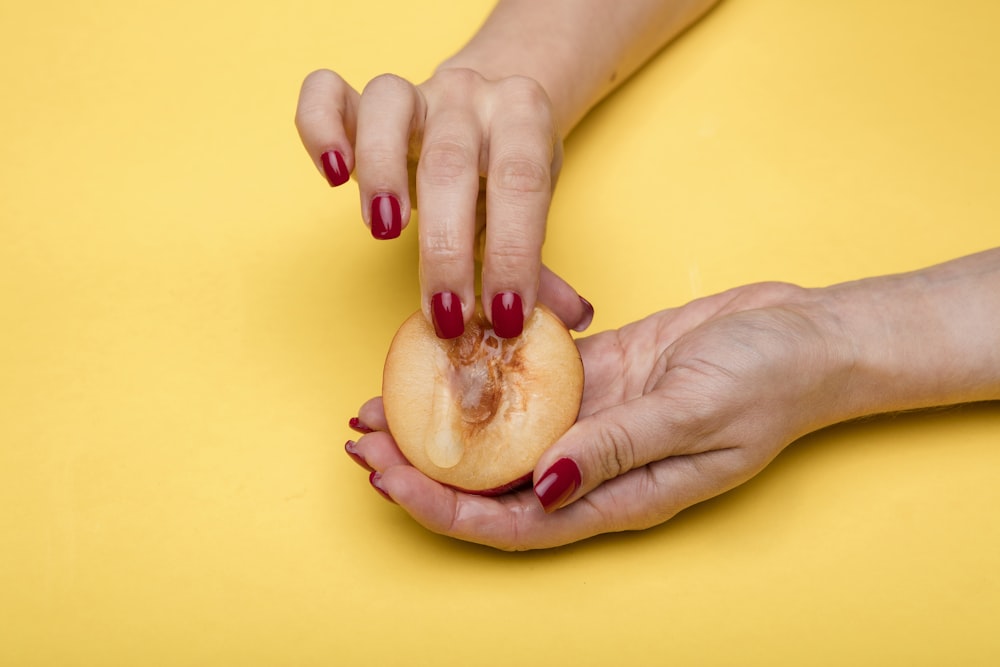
[491,291,524,338]
[431,291,464,339]
[321,150,350,187]
[572,296,595,332]
[370,193,402,240]
[534,457,581,513]
[349,417,373,434]
[369,471,395,503]
[345,440,373,472]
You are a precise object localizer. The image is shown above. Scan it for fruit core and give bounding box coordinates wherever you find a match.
[423,314,528,469]
[444,314,525,430]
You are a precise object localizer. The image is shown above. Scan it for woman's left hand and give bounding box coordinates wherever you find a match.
[346,281,859,550]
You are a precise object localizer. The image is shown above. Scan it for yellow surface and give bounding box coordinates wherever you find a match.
[2,0,999,664]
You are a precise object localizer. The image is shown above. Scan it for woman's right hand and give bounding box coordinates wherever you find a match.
[295,67,593,338]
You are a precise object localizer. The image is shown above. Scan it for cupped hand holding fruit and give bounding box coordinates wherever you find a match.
[295,67,593,338]
[348,248,1000,550]
[349,282,867,550]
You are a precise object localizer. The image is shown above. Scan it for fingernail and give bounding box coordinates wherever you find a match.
[491,291,524,338]
[534,457,582,513]
[345,440,373,472]
[349,417,373,434]
[370,193,402,240]
[431,291,465,339]
[369,471,395,503]
[572,296,595,332]
[321,150,350,187]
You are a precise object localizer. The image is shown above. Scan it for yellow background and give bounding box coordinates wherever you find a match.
[2,0,999,664]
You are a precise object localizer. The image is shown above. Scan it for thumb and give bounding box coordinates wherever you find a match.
[532,391,689,513]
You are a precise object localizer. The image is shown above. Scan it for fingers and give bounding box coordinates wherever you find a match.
[348,425,756,550]
[354,74,423,240]
[354,396,388,432]
[479,77,561,338]
[295,69,360,187]
[532,390,707,513]
[414,73,483,338]
[349,430,616,550]
[343,398,614,549]
[296,71,418,242]
[348,429,411,471]
[370,467,599,550]
[302,69,562,341]
[538,265,595,332]
[295,69,417,242]
[412,71,562,340]
[343,389,758,549]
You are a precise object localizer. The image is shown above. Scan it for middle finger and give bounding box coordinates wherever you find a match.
[416,95,484,339]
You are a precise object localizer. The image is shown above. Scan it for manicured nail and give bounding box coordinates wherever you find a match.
[370,193,402,240]
[571,296,595,332]
[345,440,373,472]
[491,291,524,338]
[369,471,395,503]
[534,457,581,513]
[321,150,350,187]
[349,417,373,434]
[431,291,464,339]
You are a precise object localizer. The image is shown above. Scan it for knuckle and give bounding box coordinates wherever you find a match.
[503,513,528,552]
[363,72,412,96]
[496,76,551,111]
[422,231,466,266]
[294,100,325,130]
[296,70,343,126]
[490,156,550,196]
[593,420,638,481]
[420,141,474,187]
[484,243,539,277]
[359,147,400,178]
[434,67,483,92]
[301,68,341,90]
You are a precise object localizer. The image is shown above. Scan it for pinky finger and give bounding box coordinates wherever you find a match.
[538,265,595,332]
[295,69,361,187]
[355,396,389,432]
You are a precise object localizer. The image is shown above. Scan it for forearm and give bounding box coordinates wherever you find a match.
[822,248,1000,419]
[437,0,721,135]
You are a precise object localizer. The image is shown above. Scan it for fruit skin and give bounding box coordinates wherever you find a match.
[452,471,533,497]
[382,305,584,495]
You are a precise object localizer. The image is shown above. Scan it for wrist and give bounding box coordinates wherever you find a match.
[813,250,1000,419]
[435,0,722,137]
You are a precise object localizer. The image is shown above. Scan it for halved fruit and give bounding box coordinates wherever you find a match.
[382,304,584,495]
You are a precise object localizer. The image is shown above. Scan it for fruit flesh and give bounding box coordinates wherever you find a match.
[382,305,583,494]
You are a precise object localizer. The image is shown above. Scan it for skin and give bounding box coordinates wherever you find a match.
[353,249,1000,550]
[295,0,721,332]
[300,1,1000,548]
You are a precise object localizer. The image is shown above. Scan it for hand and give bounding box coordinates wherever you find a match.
[346,281,857,550]
[295,68,593,337]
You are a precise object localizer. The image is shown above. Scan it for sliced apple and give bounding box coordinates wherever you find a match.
[382,304,583,495]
